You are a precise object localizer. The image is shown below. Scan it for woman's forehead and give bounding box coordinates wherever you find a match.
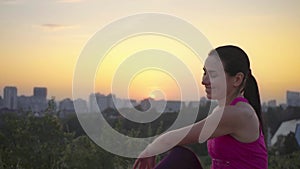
[204,56,224,71]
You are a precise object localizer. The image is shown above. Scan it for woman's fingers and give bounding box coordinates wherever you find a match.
[133,158,147,169]
[151,156,156,167]
[133,157,155,169]
[133,158,141,169]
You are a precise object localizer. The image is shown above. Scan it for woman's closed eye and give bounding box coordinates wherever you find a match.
[203,68,218,79]
[203,70,218,78]
[209,72,218,78]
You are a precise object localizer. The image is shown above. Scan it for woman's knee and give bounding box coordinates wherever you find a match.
[170,146,195,158]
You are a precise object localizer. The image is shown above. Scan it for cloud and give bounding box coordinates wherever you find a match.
[1,0,83,4]
[35,24,79,32]
[1,0,24,4]
[56,0,84,3]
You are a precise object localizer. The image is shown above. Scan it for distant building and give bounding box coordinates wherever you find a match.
[18,95,48,113]
[34,87,47,98]
[187,101,200,109]
[165,100,182,113]
[89,93,98,112]
[271,119,300,146]
[59,98,75,118]
[4,86,18,110]
[262,102,268,112]
[17,87,48,113]
[32,87,47,112]
[106,94,116,109]
[279,103,288,110]
[114,98,137,109]
[130,99,138,107]
[139,99,183,113]
[96,93,108,111]
[74,98,88,113]
[18,95,33,111]
[187,99,209,110]
[287,91,300,107]
[89,93,116,112]
[0,96,3,109]
[152,100,167,112]
[138,98,167,112]
[200,97,207,107]
[267,100,277,108]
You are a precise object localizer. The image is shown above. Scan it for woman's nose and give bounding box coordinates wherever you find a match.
[202,74,210,86]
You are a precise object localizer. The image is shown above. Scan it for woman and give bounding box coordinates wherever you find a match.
[133,45,268,169]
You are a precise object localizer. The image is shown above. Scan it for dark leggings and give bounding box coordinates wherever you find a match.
[154,146,203,169]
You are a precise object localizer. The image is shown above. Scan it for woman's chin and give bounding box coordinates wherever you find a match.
[206,93,220,100]
[206,94,212,100]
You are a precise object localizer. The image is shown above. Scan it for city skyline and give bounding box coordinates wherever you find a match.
[1,1,300,104]
[0,85,298,105]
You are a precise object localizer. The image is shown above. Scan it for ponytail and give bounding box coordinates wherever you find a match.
[244,74,264,133]
[212,45,265,134]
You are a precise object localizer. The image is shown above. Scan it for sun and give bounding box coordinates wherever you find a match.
[149,93,156,99]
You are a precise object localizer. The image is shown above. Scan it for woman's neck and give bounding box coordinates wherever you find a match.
[218,92,242,106]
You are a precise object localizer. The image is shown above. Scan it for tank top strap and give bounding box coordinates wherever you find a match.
[230,97,249,106]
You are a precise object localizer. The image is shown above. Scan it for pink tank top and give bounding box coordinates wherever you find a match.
[207,97,268,169]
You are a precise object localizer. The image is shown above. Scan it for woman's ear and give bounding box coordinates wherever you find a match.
[233,72,245,87]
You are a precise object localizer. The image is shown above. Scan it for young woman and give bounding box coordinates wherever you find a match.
[133,45,268,169]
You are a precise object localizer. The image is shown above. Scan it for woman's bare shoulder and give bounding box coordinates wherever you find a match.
[210,103,257,130]
[212,102,255,116]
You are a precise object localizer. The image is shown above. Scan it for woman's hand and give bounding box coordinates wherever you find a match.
[133,148,156,169]
[133,156,156,169]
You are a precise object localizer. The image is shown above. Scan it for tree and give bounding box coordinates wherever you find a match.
[0,113,72,169]
[269,151,300,169]
[62,135,115,169]
[272,132,299,155]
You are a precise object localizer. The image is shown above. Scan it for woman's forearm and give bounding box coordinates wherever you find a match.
[143,125,195,157]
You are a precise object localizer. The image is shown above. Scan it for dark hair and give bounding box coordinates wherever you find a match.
[209,45,264,131]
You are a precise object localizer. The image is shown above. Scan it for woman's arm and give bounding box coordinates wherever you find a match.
[133,105,249,169]
[141,105,245,157]
[141,119,205,157]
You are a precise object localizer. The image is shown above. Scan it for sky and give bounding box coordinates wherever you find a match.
[0,0,300,103]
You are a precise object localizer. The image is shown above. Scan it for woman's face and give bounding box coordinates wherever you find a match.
[202,55,228,100]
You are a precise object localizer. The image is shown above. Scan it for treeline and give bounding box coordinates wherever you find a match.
[1,101,300,169]
[0,112,209,169]
[0,112,126,169]
[0,101,212,169]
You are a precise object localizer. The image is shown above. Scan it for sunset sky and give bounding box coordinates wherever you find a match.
[1,0,300,104]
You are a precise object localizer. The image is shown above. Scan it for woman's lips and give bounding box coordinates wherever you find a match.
[205,86,213,93]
